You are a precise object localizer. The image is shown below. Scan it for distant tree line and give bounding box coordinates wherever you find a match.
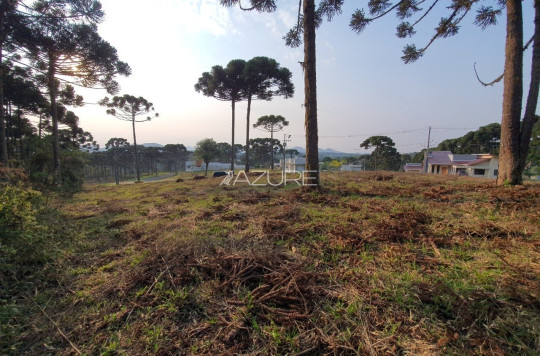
[85,143,188,184]
[193,137,287,175]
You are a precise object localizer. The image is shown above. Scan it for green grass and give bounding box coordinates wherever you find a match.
[4,172,540,355]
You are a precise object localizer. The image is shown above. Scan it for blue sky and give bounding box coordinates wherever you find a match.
[76,0,536,154]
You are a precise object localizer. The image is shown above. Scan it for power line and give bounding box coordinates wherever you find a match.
[290,127,478,139]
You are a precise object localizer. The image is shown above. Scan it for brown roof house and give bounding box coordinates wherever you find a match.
[424,151,499,178]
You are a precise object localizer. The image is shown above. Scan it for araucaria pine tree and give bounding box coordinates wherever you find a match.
[100,95,158,182]
[195,60,246,171]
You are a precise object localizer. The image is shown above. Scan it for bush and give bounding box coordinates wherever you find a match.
[0,167,73,352]
[59,150,87,195]
[27,142,88,195]
[0,185,51,279]
[0,166,27,185]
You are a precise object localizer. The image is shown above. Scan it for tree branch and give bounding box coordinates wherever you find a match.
[412,0,440,27]
[473,37,532,87]
[474,62,504,86]
[30,298,82,355]
[370,0,408,22]
[524,35,534,51]
[238,0,265,11]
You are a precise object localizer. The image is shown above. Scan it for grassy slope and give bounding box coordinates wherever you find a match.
[14,172,540,355]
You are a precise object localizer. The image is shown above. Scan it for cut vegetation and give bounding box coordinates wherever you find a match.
[2,172,540,355]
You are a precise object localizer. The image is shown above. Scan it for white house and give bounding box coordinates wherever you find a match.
[403,163,423,173]
[340,164,363,172]
[279,158,306,172]
[424,151,499,179]
[185,160,231,172]
[463,157,500,179]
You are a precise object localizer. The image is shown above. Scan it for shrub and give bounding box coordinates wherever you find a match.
[0,185,51,279]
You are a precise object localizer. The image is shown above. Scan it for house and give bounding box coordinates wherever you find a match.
[280,158,306,172]
[185,160,231,172]
[424,151,499,178]
[340,164,363,172]
[403,163,423,173]
[185,160,202,172]
[463,157,500,179]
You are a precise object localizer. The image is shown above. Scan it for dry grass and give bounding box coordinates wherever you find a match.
[10,172,540,355]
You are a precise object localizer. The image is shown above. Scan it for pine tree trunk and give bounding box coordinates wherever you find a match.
[231,99,236,171]
[245,95,252,172]
[303,0,319,186]
[114,160,119,185]
[270,129,274,170]
[497,0,524,185]
[6,102,11,156]
[132,113,141,182]
[17,106,23,161]
[48,52,61,175]
[0,7,7,165]
[519,0,540,172]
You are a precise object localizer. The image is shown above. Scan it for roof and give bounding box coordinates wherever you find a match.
[426,151,453,165]
[427,151,494,166]
[404,163,423,171]
[464,158,491,166]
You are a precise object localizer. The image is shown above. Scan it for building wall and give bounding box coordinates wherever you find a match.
[466,158,499,179]
[341,164,363,172]
[284,158,306,172]
[426,155,499,179]
[185,161,230,172]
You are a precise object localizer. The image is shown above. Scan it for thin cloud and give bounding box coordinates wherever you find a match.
[177,0,232,36]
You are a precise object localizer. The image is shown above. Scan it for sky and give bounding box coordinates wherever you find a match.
[75,0,537,154]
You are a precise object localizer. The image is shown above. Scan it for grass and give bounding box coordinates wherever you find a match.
[4,172,540,355]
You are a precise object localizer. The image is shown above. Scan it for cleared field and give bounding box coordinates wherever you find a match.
[11,172,540,355]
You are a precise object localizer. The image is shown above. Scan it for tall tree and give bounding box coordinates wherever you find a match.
[26,1,130,175]
[285,148,300,158]
[350,0,539,185]
[100,95,158,182]
[360,135,401,171]
[195,138,219,176]
[243,56,294,172]
[499,0,524,184]
[302,0,319,185]
[195,60,246,171]
[524,117,540,177]
[0,0,36,164]
[518,0,540,183]
[0,0,15,164]
[248,137,283,168]
[0,0,111,164]
[216,142,232,163]
[163,144,187,175]
[253,114,289,169]
[2,65,47,159]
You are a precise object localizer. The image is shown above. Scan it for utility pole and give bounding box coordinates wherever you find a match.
[424,126,431,173]
[283,134,291,178]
